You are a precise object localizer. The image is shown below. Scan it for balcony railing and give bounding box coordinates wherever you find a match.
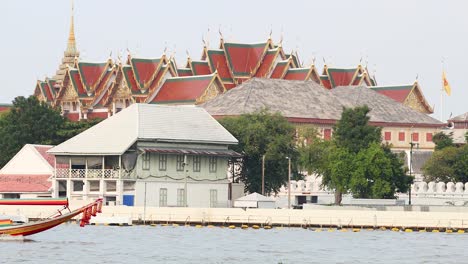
[55,168,120,179]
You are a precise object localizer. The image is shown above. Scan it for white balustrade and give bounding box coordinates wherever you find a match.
[53,168,120,179]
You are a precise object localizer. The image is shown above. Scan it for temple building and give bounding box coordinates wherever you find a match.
[33,8,435,120]
[201,78,444,151]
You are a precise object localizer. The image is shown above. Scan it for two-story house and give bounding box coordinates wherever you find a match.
[48,104,239,207]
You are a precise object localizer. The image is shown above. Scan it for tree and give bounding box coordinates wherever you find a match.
[299,106,410,204]
[423,145,468,182]
[432,132,454,150]
[219,110,300,194]
[0,96,64,166]
[0,96,104,167]
[333,105,381,154]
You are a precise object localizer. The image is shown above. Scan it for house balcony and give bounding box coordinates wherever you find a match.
[55,168,133,179]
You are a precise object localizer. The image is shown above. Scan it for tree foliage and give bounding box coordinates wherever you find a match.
[299,106,410,204]
[0,96,103,167]
[423,145,468,182]
[219,110,300,194]
[432,132,454,150]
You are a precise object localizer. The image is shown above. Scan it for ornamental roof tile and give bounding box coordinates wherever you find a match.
[148,75,217,104]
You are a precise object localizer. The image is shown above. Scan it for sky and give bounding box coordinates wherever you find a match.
[1,0,466,121]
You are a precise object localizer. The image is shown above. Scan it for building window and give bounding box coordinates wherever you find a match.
[384,131,391,141]
[3,193,20,199]
[159,154,167,171]
[177,188,185,207]
[159,188,167,207]
[324,129,332,140]
[426,133,433,142]
[73,181,84,192]
[176,155,185,171]
[193,156,201,172]
[398,132,405,142]
[412,132,419,142]
[209,156,217,173]
[142,152,150,170]
[210,189,218,208]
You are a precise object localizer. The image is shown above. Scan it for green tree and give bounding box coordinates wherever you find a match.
[0,96,64,166]
[0,96,104,167]
[299,106,410,204]
[219,110,300,194]
[423,145,468,182]
[432,132,454,150]
[333,105,381,154]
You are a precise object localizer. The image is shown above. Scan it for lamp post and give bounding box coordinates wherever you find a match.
[262,155,265,195]
[408,141,419,206]
[288,157,291,209]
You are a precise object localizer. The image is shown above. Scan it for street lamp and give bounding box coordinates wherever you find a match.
[262,155,265,195]
[286,156,291,209]
[408,141,419,206]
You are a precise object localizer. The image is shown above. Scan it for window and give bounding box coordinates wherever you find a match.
[142,152,150,170]
[209,156,217,173]
[324,129,332,140]
[176,155,185,171]
[426,133,433,142]
[210,189,218,208]
[398,132,405,142]
[384,131,391,141]
[159,154,167,171]
[193,156,201,172]
[412,132,419,142]
[177,188,185,207]
[159,188,167,207]
[72,181,84,192]
[3,193,20,199]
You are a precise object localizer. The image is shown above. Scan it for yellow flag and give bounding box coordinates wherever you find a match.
[442,71,451,96]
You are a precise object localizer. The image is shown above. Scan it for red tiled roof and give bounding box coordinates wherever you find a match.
[270,61,290,79]
[206,50,233,82]
[130,58,162,89]
[191,61,212,75]
[284,68,310,80]
[78,62,109,92]
[327,68,357,88]
[33,146,54,167]
[150,75,214,103]
[255,49,279,78]
[371,86,413,103]
[0,175,51,193]
[223,42,268,77]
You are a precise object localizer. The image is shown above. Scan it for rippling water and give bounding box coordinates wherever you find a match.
[2,225,468,264]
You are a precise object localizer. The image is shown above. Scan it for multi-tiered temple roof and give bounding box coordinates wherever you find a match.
[33,10,435,121]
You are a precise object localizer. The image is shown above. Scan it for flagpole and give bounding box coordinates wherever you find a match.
[441,58,444,121]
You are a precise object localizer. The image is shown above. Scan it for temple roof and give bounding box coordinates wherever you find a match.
[206,50,233,83]
[201,78,443,127]
[371,82,433,114]
[223,42,269,77]
[255,48,280,78]
[146,74,223,104]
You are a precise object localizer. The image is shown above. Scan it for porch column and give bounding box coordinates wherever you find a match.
[83,158,89,200]
[100,156,105,198]
[66,179,72,200]
[68,157,71,178]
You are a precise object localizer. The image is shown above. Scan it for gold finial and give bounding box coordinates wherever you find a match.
[66,0,77,55]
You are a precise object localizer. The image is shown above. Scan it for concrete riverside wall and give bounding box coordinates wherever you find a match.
[4,202,468,229]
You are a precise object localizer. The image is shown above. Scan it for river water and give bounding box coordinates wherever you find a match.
[1,224,468,264]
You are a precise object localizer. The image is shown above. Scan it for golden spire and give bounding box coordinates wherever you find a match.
[65,0,77,55]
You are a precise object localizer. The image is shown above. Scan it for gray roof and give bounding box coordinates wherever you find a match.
[449,112,468,122]
[49,104,238,155]
[201,78,443,126]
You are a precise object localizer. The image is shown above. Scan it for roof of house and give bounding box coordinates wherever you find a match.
[49,104,238,155]
[0,144,54,175]
[201,78,443,127]
[235,192,276,202]
[0,174,51,193]
[449,112,468,122]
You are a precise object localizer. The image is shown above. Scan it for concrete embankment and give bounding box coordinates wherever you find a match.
[3,202,468,230]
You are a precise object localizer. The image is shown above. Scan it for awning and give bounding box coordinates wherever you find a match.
[140,147,242,157]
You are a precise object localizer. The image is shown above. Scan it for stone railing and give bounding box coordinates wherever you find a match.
[55,168,120,179]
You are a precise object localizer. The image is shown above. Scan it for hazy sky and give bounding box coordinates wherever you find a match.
[1,0,466,121]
